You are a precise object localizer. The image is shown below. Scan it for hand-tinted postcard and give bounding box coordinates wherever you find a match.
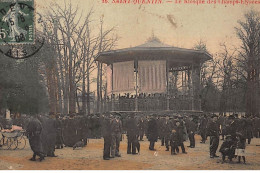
[0,0,259,170]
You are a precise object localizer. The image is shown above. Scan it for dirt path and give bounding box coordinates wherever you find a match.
[0,135,259,170]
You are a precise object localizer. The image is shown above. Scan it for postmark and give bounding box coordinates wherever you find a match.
[0,0,45,59]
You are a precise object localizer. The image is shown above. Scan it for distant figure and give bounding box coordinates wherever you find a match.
[55,115,63,149]
[147,116,158,151]
[220,114,228,140]
[207,114,220,158]
[173,120,187,154]
[186,116,196,148]
[245,116,253,144]
[137,117,145,141]
[219,135,236,163]
[39,115,57,157]
[163,115,172,151]
[170,129,178,155]
[26,116,45,161]
[235,118,247,164]
[102,114,112,160]
[199,114,208,143]
[110,114,122,157]
[126,113,138,154]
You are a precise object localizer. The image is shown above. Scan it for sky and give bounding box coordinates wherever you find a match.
[35,0,260,93]
[36,0,260,54]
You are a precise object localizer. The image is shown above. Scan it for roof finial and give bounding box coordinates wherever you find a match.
[151,29,155,39]
[147,30,161,43]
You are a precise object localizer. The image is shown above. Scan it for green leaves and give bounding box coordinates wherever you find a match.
[0,55,48,114]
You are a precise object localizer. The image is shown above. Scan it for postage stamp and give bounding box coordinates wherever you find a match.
[0,0,34,44]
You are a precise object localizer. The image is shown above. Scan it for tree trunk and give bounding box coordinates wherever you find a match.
[97,62,100,113]
[86,61,91,115]
[76,88,81,113]
[82,55,86,114]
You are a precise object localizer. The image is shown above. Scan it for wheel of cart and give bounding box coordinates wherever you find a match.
[0,126,13,150]
[0,123,4,149]
[16,130,27,150]
[1,131,19,150]
[0,134,10,150]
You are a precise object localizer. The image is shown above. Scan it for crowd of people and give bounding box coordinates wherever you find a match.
[0,112,259,163]
[106,93,192,111]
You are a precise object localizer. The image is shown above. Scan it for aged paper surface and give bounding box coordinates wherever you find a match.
[0,0,259,171]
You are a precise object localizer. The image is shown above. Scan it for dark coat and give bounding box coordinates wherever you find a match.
[226,119,238,137]
[111,119,122,134]
[39,116,57,156]
[186,120,196,134]
[62,118,77,147]
[158,118,165,137]
[55,119,63,145]
[174,125,185,144]
[207,121,220,137]
[199,117,208,130]
[126,117,138,136]
[147,118,158,142]
[170,132,178,146]
[102,118,111,138]
[26,117,44,154]
[246,118,253,139]
[219,139,236,156]
[138,119,145,131]
[162,120,173,136]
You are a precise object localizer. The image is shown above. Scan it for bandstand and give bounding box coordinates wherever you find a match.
[96,37,212,113]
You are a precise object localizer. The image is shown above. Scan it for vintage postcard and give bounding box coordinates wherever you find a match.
[0,0,259,171]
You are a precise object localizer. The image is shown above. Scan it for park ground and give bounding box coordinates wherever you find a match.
[0,135,260,170]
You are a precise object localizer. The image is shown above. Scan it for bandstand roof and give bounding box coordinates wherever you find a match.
[96,38,212,67]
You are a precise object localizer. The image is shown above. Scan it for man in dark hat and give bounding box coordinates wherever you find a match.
[26,115,45,161]
[147,115,158,151]
[137,116,145,141]
[55,114,63,149]
[226,115,238,140]
[220,114,228,140]
[102,113,112,160]
[38,114,57,157]
[126,113,138,154]
[111,114,122,157]
[252,116,260,138]
[219,134,236,162]
[159,115,166,146]
[207,114,220,158]
[164,115,173,151]
[245,116,253,144]
[186,116,196,148]
[199,114,208,143]
[178,114,188,142]
[174,120,187,154]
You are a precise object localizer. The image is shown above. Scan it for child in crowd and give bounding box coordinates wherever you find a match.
[235,132,246,164]
[170,129,178,155]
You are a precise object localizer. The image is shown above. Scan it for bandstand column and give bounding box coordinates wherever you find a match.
[166,60,170,111]
[187,68,192,109]
[135,60,138,111]
[191,62,201,111]
[111,64,115,111]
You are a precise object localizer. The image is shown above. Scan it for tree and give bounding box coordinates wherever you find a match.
[216,43,237,114]
[41,1,118,115]
[0,55,49,115]
[193,40,220,112]
[235,10,260,116]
